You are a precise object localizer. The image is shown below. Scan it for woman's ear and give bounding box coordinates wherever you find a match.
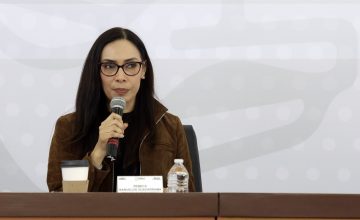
[141,63,147,79]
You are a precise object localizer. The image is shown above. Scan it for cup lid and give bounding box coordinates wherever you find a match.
[61,160,89,168]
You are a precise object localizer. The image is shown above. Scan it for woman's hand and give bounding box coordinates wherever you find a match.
[98,113,128,144]
[90,113,128,169]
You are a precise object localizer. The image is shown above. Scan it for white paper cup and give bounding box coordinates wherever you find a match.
[61,160,89,181]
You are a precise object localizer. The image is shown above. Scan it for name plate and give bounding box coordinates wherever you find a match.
[117,176,163,193]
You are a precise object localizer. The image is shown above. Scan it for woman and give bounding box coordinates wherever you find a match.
[47,27,195,192]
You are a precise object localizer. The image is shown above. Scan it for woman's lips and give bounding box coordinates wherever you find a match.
[113,88,129,95]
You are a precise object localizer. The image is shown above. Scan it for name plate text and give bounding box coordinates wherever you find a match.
[117,176,163,193]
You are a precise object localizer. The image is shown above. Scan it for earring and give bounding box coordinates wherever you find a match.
[141,76,145,79]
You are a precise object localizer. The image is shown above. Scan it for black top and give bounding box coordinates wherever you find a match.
[113,111,140,190]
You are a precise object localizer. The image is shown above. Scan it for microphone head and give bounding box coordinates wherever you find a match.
[110,97,126,112]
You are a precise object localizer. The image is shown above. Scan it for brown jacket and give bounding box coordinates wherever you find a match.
[47,100,195,192]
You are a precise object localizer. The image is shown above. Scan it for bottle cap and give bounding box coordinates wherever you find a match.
[174,158,184,163]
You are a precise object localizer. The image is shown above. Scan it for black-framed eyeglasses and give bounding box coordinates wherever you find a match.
[100,61,146,77]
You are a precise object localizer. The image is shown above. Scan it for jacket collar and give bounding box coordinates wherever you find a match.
[153,98,168,124]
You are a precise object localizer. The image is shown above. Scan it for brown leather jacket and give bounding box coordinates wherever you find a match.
[47,100,195,192]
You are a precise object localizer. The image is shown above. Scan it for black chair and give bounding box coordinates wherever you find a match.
[183,125,202,192]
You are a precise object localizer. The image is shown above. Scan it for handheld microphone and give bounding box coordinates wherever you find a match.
[106,97,126,161]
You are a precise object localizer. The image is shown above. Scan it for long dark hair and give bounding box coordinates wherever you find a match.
[72,27,156,151]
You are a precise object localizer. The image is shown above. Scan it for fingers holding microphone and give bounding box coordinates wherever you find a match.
[99,113,128,144]
[91,113,128,168]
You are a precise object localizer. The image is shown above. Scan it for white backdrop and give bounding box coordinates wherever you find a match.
[1,0,360,193]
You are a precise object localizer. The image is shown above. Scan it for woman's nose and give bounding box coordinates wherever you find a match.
[114,68,126,81]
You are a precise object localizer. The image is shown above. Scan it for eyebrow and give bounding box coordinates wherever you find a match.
[102,58,141,63]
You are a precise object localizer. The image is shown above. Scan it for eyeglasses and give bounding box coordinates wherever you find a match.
[100,61,145,77]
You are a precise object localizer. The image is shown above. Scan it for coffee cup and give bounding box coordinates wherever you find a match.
[61,160,89,192]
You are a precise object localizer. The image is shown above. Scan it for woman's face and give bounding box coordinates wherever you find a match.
[100,39,146,113]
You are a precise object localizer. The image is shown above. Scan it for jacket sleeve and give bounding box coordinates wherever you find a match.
[47,115,111,192]
[82,153,112,192]
[174,116,196,192]
[47,115,74,192]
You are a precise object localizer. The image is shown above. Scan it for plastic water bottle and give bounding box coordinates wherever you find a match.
[167,159,189,193]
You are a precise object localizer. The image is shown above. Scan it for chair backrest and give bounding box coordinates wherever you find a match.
[183,125,202,192]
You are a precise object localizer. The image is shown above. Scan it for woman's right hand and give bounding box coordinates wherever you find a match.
[90,113,128,169]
